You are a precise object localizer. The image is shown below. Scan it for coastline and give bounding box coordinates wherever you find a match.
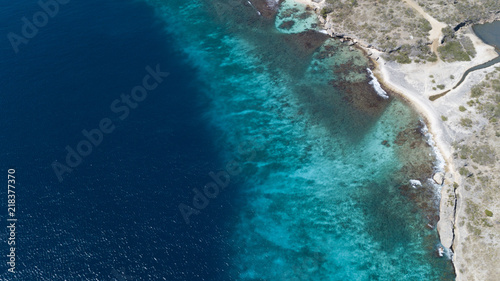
[283,0,500,278]
[347,18,500,281]
[261,0,500,278]
[364,26,499,280]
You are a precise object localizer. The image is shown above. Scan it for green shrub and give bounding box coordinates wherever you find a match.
[450,75,455,79]
[459,106,467,112]
[429,91,449,100]
[395,53,412,64]
[320,7,332,19]
[471,145,496,165]
[453,182,459,189]
[460,36,476,58]
[459,167,469,175]
[437,84,445,90]
[427,53,438,62]
[420,19,432,32]
[471,85,483,98]
[441,115,448,121]
[495,104,500,117]
[485,209,493,217]
[442,26,455,42]
[438,40,471,62]
[460,118,472,127]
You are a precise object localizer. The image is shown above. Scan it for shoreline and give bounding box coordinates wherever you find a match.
[356,20,499,281]
[267,0,500,278]
[287,0,499,278]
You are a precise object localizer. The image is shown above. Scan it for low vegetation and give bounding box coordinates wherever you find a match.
[438,40,471,62]
[460,117,473,127]
[412,0,500,27]
[470,145,496,165]
[320,7,332,19]
[471,85,484,98]
[321,0,438,62]
[485,209,493,217]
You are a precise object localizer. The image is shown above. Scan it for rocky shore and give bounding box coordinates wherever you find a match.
[305,1,499,279]
[257,0,500,279]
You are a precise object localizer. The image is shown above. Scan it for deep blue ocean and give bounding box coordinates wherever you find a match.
[0,0,455,280]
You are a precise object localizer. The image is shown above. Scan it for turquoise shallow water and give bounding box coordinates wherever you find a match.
[146,0,456,279]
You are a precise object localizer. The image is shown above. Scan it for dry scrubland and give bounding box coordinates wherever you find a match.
[413,0,500,26]
[442,67,500,281]
[321,0,432,52]
[318,0,500,63]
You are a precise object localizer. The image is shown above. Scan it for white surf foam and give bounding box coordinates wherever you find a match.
[419,120,445,173]
[367,68,389,99]
[410,179,422,188]
[247,1,262,16]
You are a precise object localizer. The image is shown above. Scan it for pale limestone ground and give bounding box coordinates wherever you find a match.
[436,64,500,281]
